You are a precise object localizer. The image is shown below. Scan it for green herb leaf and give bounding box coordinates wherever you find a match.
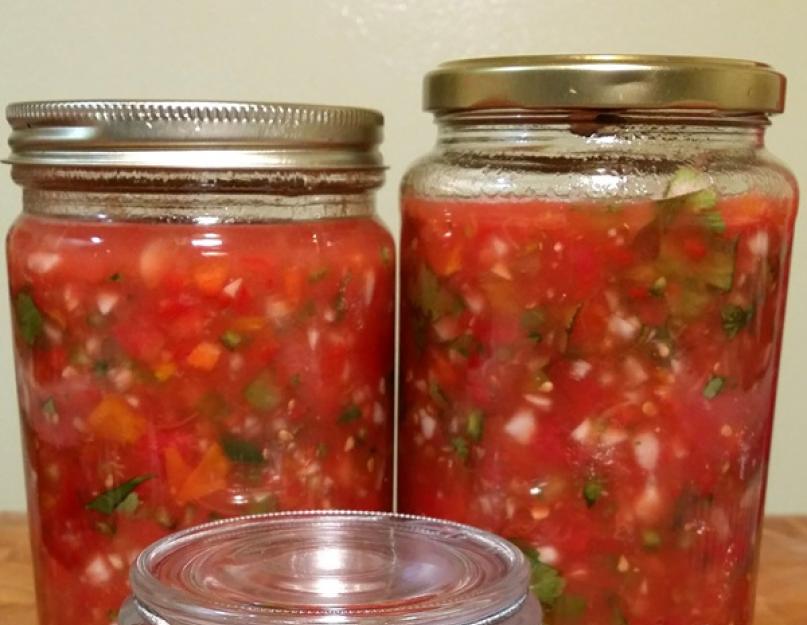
[429,381,449,409]
[220,434,265,464]
[220,330,243,350]
[449,333,480,357]
[414,265,463,321]
[451,437,469,461]
[308,267,329,283]
[521,308,545,342]
[703,375,726,400]
[244,373,281,412]
[109,272,122,282]
[583,479,603,508]
[338,404,362,424]
[116,492,141,515]
[642,529,662,550]
[42,397,57,417]
[15,292,44,346]
[466,408,484,442]
[514,542,567,607]
[93,360,110,376]
[721,305,753,339]
[247,494,279,514]
[554,594,588,621]
[85,475,152,515]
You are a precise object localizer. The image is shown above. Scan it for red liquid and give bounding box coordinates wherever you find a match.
[8,215,395,625]
[398,192,796,625]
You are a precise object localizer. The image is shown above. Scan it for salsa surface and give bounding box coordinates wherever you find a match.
[399,178,796,625]
[9,214,395,625]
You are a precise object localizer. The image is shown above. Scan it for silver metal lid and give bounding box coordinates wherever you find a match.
[122,510,537,625]
[5,100,384,169]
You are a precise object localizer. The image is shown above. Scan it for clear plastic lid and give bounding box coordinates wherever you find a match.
[123,511,536,625]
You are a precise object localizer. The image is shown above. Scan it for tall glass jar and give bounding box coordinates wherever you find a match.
[398,56,798,625]
[5,101,395,625]
[119,511,541,625]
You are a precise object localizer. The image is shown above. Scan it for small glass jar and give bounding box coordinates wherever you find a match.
[5,101,395,625]
[119,511,541,625]
[398,56,798,625]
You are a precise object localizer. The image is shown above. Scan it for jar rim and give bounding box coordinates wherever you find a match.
[4,100,384,170]
[424,54,786,115]
[126,510,534,625]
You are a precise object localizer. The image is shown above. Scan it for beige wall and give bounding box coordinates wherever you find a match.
[0,0,805,512]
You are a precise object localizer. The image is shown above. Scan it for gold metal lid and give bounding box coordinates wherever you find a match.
[5,100,384,169]
[424,54,786,114]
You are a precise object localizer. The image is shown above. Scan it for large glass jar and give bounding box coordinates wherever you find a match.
[5,101,395,625]
[119,511,541,625]
[398,56,798,625]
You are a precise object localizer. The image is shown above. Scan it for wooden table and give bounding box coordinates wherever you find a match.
[1,513,805,624]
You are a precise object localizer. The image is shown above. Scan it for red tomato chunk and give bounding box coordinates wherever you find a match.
[398,191,795,625]
[9,215,395,625]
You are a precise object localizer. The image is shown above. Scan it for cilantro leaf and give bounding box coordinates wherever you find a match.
[451,437,469,461]
[220,434,265,464]
[721,305,753,339]
[513,541,567,607]
[85,475,152,515]
[338,404,362,424]
[15,292,44,346]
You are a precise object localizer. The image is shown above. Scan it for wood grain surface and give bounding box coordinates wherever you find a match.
[1,513,804,624]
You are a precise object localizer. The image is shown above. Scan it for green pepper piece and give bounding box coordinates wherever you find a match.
[466,409,484,442]
[703,376,726,400]
[583,479,603,508]
[220,330,244,350]
[244,373,280,412]
[514,542,567,607]
[451,437,470,461]
[642,529,662,550]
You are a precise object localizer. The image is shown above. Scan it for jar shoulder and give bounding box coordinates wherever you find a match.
[402,146,797,204]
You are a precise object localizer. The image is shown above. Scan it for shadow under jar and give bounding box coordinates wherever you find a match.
[398,56,798,625]
[4,101,395,625]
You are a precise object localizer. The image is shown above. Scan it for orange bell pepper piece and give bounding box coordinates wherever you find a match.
[176,443,231,504]
[87,395,147,444]
[185,341,222,371]
[193,260,229,296]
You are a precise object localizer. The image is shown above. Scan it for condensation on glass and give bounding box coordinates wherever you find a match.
[398,56,798,625]
[119,511,541,625]
[4,101,395,625]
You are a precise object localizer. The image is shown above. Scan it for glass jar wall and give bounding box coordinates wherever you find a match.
[397,56,798,625]
[5,101,395,625]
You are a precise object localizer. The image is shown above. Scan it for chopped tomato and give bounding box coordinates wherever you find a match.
[399,191,796,625]
[8,215,395,625]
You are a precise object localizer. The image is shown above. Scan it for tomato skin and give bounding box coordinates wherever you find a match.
[9,215,395,625]
[399,194,795,625]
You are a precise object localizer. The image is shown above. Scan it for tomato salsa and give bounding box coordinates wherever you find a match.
[9,215,395,625]
[398,172,796,625]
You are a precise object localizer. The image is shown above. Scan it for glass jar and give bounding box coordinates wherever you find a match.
[398,56,798,625]
[5,101,395,625]
[119,511,541,625]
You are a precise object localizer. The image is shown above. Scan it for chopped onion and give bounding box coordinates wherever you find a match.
[633,432,660,471]
[27,252,61,274]
[505,410,536,444]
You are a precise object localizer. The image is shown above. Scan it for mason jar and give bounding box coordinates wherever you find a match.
[398,56,798,625]
[119,511,541,625]
[5,101,395,625]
